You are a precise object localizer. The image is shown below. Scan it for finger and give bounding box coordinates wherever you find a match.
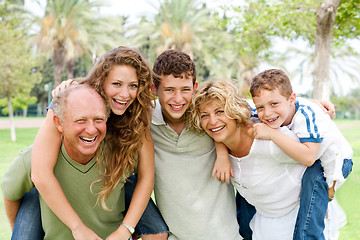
[225,172,230,185]
[212,168,217,179]
[221,172,225,183]
[217,172,222,181]
[230,168,234,178]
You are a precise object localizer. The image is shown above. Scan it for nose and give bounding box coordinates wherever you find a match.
[119,85,130,98]
[85,120,98,135]
[209,114,218,125]
[173,90,183,103]
[263,107,271,118]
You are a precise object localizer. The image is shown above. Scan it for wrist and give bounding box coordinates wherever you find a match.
[121,222,135,235]
[69,218,85,233]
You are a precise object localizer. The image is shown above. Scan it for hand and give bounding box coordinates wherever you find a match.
[212,156,234,184]
[320,100,336,119]
[328,181,336,200]
[310,99,336,119]
[72,224,103,240]
[52,79,78,97]
[252,123,275,140]
[106,224,132,240]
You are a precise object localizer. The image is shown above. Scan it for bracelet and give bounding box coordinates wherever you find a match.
[121,222,135,235]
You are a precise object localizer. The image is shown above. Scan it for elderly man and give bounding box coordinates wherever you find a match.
[1,84,117,239]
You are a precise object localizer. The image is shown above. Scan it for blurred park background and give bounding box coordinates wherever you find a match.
[0,0,359,239]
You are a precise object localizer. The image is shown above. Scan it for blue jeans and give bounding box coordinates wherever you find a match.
[11,175,168,239]
[235,192,256,240]
[125,174,168,236]
[293,159,353,240]
[12,188,44,240]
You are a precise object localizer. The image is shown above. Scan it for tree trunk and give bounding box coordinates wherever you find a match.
[53,45,66,90]
[313,0,340,100]
[7,97,16,142]
[67,58,75,80]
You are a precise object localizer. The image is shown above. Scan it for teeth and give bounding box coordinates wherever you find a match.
[114,99,127,105]
[267,116,278,123]
[80,136,96,142]
[210,126,224,132]
[170,104,183,109]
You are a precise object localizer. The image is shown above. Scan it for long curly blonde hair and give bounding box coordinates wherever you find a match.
[81,46,154,208]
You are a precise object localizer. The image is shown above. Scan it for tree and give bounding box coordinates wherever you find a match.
[224,0,360,100]
[0,22,41,141]
[131,0,236,81]
[34,0,125,89]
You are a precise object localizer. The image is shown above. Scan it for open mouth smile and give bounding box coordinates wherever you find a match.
[210,126,225,133]
[80,136,97,143]
[265,116,279,124]
[113,98,129,108]
[169,104,185,111]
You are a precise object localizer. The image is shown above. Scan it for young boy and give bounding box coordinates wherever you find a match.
[150,49,246,240]
[250,68,353,239]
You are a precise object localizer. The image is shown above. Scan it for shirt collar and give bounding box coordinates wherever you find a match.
[151,99,167,126]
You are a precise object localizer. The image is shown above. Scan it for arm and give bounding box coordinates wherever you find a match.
[253,123,320,166]
[31,109,100,239]
[106,131,155,240]
[4,197,21,230]
[213,142,233,184]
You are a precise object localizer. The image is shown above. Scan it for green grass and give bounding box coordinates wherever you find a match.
[0,128,39,239]
[0,120,359,239]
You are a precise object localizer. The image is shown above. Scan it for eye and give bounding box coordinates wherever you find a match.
[182,88,191,92]
[112,82,121,86]
[271,102,278,106]
[95,117,105,123]
[200,114,208,119]
[256,106,264,111]
[76,119,86,123]
[216,110,224,115]
[130,83,138,89]
[165,89,174,92]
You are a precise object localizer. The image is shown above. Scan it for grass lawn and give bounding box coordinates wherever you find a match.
[0,120,359,239]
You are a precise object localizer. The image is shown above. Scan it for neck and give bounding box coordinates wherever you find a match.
[63,142,93,165]
[227,125,254,158]
[167,120,186,135]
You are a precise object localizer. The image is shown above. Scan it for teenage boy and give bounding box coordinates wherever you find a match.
[250,69,353,239]
[150,49,243,240]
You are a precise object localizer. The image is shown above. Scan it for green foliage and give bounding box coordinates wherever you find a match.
[35,0,126,88]
[0,22,42,104]
[331,88,360,119]
[131,0,237,81]
[0,95,37,114]
[226,0,360,60]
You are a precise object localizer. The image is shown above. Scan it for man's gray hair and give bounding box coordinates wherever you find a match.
[52,84,110,122]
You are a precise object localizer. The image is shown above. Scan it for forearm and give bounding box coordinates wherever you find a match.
[31,110,84,231]
[4,197,21,230]
[270,133,319,166]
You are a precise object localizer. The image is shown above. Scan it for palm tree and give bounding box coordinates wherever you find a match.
[34,0,125,88]
[130,0,237,81]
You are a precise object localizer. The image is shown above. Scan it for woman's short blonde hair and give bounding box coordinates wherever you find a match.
[191,79,252,133]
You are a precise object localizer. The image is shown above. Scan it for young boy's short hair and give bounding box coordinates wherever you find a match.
[153,49,196,88]
[250,69,293,99]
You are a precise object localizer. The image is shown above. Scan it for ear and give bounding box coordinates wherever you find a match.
[289,92,296,105]
[193,81,199,92]
[151,83,158,96]
[53,115,64,134]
